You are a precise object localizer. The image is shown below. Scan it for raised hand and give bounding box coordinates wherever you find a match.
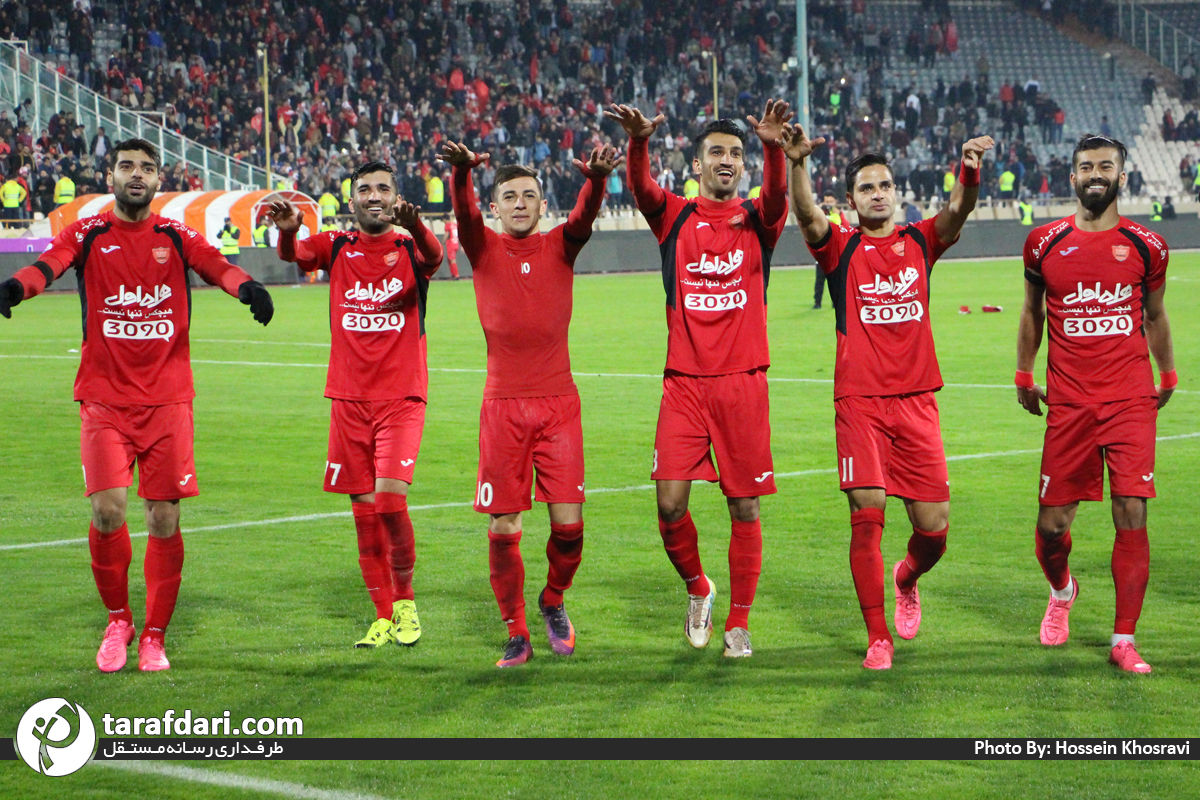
[747,98,794,146]
[779,122,827,164]
[382,199,423,231]
[437,141,488,168]
[962,135,995,169]
[603,104,665,139]
[266,200,303,234]
[573,144,625,177]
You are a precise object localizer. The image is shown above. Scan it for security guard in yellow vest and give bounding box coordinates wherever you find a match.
[1150,197,1162,222]
[999,169,1016,199]
[320,220,339,233]
[942,169,955,199]
[826,204,842,225]
[253,218,270,247]
[318,191,340,220]
[219,218,242,265]
[1,177,26,220]
[426,173,445,212]
[1018,199,1034,225]
[683,177,700,198]
[341,177,352,207]
[748,185,761,199]
[54,174,76,206]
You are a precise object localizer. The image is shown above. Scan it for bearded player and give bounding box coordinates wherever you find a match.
[438,140,618,667]
[786,123,993,669]
[0,138,274,672]
[606,100,792,658]
[269,161,443,649]
[1016,135,1174,674]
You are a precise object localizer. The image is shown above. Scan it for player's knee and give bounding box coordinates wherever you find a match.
[657,499,688,524]
[90,494,126,532]
[144,500,180,536]
[1112,495,1147,529]
[1036,514,1071,538]
[488,512,522,535]
[727,496,760,522]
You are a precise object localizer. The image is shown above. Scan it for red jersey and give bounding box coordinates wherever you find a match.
[808,217,954,399]
[14,211,251,405]
[629,138,788,377]
[281,227,442,402]
[1023,216,1168,405]
[451,162,604,400]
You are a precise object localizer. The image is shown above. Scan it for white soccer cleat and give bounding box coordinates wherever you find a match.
[685,577,716,648]
[723,627,752,657]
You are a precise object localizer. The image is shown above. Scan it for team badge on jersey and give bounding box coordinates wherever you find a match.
[1112,245,1130,262]
[384,251,399,266]
[729,213,745,228]
[152,246,170,264]
[891,240,906,257]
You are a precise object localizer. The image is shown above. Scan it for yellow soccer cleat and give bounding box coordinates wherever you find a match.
[392,599,422,646]
[354,617,396,648]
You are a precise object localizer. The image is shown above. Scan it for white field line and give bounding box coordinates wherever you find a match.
[97,761,395,800]
[4,433,1198,553]
[2,355,1192,394]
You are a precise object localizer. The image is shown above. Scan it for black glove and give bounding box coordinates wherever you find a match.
[238,280,274,325]
[0,278,23,319]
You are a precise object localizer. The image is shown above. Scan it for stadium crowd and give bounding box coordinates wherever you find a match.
[0,0,1190,221]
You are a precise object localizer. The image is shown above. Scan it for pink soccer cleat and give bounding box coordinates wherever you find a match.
[893,560,922,640]
[1109,641,1152,674]
[96,619,136,673]
[138,637,171,671]
[1039,577,1078,646]
[863,639,894,670]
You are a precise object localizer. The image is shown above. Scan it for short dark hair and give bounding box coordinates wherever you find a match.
[350,161,397,190]
[110,138,161,171]
[1071,134,1127,171]
[492,164,542,199]
[692,119,747,160]
[845,152,892,191]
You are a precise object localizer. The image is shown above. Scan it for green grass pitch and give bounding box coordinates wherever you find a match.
[1,253,1198,797]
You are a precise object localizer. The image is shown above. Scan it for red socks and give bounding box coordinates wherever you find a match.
[489,531,529,638]
[896,524,948,592]
[1112,526,1149,635]
[726,519,762,631]
[89,522,133,626]
[352,502,393,619]
[143,529,184,642]
[376,492,415,602]
[849,508,891,645]
[543,521,584,607]
[658,512,709,595]
[1035,527,1073,592]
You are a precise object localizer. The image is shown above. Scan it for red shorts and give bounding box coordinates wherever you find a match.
[834,392,950,503]
[652,370,776,498]
[1039,397,1157,505]
[325,398,426,494]
[79,401,198,500]
[475,394,585,513]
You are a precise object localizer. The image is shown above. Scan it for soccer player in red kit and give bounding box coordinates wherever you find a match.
[785,123,994,669]
[605,100,792,658]
[437,140,618,667]
[444,217,460,279]
[268,161,443,649]
[1016,135,1175,673]
[0,138,274,672]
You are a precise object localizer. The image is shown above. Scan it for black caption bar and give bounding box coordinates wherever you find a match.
[5,738,1195,761]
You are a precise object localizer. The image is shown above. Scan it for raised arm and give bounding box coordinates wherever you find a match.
[781,122,830,244]
[746,99,793,227]
[267,200,323,272]
[1143,284,1175,409]
[934,135,994,245]
[438,141,489,259]
[604,104,666,215]
[388,199,444,279]
[565,144,623,242]
[1016,277,1048,416]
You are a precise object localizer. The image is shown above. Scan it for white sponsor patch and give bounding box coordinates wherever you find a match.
[102,319,175,341]
[1063,314,1132,337]
[104,284,172,309]
[685,249,743,276]
[344,278,403,304]
[342,312,405,332]
[860,300,924,324]
[858,266,919,297]
[1062,281,1133,307]
[684,289,747,312]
